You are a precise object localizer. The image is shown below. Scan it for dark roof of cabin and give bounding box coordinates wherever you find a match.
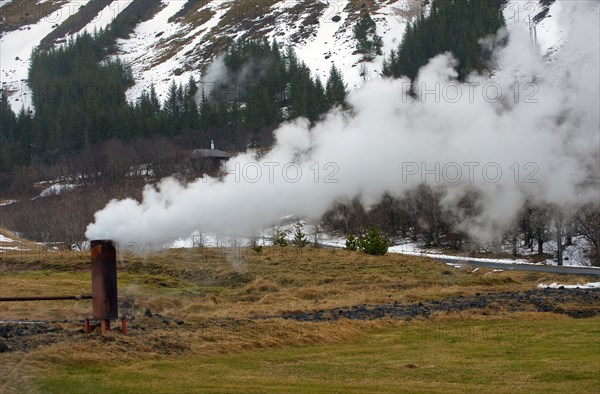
[192,148,231,158]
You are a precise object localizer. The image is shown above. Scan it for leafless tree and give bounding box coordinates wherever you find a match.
[576,203,600,266]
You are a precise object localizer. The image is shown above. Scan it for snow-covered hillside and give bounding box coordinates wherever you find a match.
[1,0,561,111]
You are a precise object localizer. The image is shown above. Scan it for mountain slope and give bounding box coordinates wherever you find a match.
[1,0,560,112]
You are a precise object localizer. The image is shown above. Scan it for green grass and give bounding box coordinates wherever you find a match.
[35,317,600,393]
[2,247,598,392]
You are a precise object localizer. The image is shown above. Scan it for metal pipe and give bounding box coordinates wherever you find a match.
[0,294,93,302]
[91,240,118,320]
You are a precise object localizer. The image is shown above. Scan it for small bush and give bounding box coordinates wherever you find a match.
[345,234,358,251]
[272,227,289,247]
[358,227,388,256]
[292,222,309,248]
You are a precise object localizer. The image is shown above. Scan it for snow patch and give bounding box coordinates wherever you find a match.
[537,282,600,289]
[291,0,409,89]
[168,232,253,250]
[80,0,135,36]
[535,0,566,58]
[0,234,14,242]
[0,246,20,251]
[391,249,531,265]
[0,0,92,111]
[39,183,78,197]
[483,269,504,275]
[117,0,210,102]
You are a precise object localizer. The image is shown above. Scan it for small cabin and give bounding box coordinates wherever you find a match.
[191,141,231,175]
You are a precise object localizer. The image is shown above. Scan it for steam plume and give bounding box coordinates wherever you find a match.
[86,1,599,249]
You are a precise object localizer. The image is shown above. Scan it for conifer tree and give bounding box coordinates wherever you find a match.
[383,0,505,81]
[308,77,326,122]
[183,75,200,129]
[288,64,313,119]
[325,65,347,110]
[149,84,161,114]
[0,93,18,165]
[292,222,309,248]
[353,4,383,60]
[11,32,352,168]
[358,227,388,255]
[162,80,182,135]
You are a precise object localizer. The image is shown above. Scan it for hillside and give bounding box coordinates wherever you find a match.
[1,0,561,111]
[1,0,597,268]
[1,3,599,391]
[0,227,42,253]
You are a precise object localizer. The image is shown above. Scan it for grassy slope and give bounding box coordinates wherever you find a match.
[35,316,600,393]
[1,246,598,392]
[2,246,593,321]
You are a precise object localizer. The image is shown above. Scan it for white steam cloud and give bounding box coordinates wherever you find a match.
[195,53,272,103]
[195,54,228,101]
[86,1,599,249]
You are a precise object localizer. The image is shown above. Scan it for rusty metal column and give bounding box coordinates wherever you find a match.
[91,240,118,320]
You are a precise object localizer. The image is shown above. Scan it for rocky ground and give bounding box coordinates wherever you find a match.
[279,288,600,322]
[1,288,598,354]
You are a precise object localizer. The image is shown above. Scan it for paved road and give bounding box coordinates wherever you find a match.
[435,257,600,276]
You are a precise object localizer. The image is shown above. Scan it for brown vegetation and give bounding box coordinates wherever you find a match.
[1,246,594,324]
[1,244,597,392]
[0,0,66,34]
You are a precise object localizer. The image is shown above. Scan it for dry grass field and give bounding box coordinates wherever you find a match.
[1,243,598,393]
